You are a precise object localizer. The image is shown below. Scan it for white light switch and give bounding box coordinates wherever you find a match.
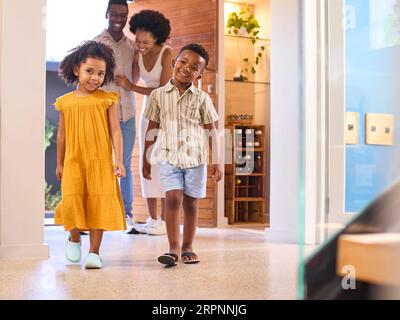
[365,113,394,146]
[346,112,359,144]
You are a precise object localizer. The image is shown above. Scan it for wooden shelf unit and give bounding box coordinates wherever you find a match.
[225,124,268,226]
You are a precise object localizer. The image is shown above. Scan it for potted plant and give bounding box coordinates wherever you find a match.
[227,8,260,38]
[226,7,266,80]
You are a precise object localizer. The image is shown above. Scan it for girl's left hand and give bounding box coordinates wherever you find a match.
[115,75,133,91]
[113,161,126,178]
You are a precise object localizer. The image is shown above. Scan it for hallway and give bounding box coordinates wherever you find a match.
[0,227,298,300]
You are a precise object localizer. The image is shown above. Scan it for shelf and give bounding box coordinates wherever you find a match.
[227,222,269,228]
[236,210,260,214]
[235,148,264,151]
[235,185,256,188]
[225,34,271,42]
[234,197,265,202]
[225,79,270,85]
[235,173,265,177]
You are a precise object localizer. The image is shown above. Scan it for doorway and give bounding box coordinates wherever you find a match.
[44,0,220,227]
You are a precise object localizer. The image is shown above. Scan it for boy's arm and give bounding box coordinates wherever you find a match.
[142,120,160,180]
[142,91,161,180]
[200,94,222,182]
[108,103,126,178]
[204,122,222,182]
[56,113,66,180]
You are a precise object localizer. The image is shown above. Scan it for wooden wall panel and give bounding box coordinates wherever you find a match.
[127,0,218,227]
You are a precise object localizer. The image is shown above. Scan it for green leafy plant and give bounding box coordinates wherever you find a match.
[226,7,266,79]
[385,0,400,47]
[45,120,56,151]
[227,8,260,37]
[44,120,61,211]
[45,181,62,211]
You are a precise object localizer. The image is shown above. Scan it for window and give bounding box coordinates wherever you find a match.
[45,0,109,62]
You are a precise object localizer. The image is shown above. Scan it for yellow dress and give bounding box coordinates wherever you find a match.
[54,89,126,231]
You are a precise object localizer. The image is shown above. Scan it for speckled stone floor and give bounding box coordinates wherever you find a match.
[0,226,299,300]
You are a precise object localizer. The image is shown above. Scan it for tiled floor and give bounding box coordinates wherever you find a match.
[0,226,300,300]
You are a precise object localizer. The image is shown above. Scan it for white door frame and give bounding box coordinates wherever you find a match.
[0,0,49,259]
[303,0,329,245]
[326,0,351,230]
[303,0,350,245]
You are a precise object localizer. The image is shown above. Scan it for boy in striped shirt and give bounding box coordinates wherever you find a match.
[142,43,222,266]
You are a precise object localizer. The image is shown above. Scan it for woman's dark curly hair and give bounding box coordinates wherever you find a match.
[129,10,171,45]
[58,41,116,86]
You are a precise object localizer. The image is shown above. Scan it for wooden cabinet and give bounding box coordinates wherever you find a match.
[225,124,268,226]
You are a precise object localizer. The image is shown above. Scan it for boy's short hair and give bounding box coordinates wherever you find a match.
[179,44,209,67]
[58,41,116,86]
[106,0,131,18]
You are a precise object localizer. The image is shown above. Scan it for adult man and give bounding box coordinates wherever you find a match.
[95,0,138,232]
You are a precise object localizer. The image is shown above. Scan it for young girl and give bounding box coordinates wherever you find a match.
[115,10,174,236]
[54,41,126,269]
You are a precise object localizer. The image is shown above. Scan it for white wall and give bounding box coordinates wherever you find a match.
[254,0,270,130]
[255,0,271,39]
[266,0,301,243]
[0,0,49,259]
[217,0,228,227]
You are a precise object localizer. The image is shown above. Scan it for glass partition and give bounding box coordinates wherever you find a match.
[299,0,400,299]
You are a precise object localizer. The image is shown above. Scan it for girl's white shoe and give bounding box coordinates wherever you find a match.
[66,238,81,263]
[84,253,103,269]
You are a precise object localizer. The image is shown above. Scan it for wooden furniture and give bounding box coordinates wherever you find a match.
[337,233,400,286]
[225,124,268,226]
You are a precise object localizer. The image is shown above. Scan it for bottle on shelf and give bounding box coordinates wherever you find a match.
[236,154,246,165]
[255,130,263,136]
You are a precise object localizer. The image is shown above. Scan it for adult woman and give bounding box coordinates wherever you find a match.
[116,10,173,235]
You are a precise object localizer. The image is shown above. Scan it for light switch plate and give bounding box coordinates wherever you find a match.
[365,113,394,145]
[346,112,359,144]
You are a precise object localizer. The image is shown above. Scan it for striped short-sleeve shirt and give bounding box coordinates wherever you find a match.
[143,81,219,169]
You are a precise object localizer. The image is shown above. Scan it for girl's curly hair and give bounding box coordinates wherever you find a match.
[129,10,171,45]
[58,41,115,86]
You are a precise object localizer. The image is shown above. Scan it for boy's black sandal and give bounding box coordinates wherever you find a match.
[158,253,179,266]
[181,252,200,264]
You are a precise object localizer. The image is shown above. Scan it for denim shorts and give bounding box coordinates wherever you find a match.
[159,163,207,199]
